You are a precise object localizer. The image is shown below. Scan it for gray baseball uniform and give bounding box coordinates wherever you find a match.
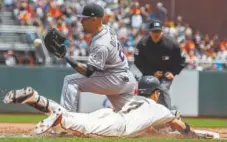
[60,25,137,112]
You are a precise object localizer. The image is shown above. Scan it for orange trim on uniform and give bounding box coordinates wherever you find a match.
[59,123,154,138]
[57,116,156,138]
[59,121,120,138]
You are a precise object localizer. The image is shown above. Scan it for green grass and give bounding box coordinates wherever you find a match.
[0,114,226,128]
[0,138,226,142]
[0,114,46,123]
[182,118,227,128]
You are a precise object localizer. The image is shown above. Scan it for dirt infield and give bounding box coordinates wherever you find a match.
[0,123,226,139]
[0,123,34,134]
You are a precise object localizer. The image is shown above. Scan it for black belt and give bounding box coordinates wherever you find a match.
[104,68,130,73]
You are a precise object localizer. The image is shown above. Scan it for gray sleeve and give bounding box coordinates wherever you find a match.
[87,45,108,70]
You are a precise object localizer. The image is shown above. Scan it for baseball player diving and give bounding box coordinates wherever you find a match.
[44,3,137,112]
[3,76,220,139]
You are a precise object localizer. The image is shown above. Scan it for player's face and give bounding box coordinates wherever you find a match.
[80,17,95,33]
[150,30,163,43]
[150,90,161,102]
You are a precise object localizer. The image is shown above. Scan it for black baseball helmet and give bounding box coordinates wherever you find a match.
[138,76,161,97]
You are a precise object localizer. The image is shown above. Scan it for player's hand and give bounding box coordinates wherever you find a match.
[164,72,174,80]
[153,71,163,79]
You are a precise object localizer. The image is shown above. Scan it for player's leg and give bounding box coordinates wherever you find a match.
[158,78,181,119]
[34,107,126,137]
[158,78,172,109]
[60,73,81,112]
[88,108,114,118]
[3,87,66,115]
[60,71,137,112]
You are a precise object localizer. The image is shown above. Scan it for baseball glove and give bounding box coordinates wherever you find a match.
[44,28,67,58]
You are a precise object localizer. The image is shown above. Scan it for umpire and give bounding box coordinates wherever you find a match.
[134,19,185,109]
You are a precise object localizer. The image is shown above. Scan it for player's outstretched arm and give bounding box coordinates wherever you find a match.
[43,28,97,77]
[64,56,96,77]
[168,119,194,136]
[168,119,219,139]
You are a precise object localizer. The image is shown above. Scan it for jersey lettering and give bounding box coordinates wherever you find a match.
[121,101,144,114]
[109,29,116,47]
[109,29,125,62]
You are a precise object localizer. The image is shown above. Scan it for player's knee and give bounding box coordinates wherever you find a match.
[64,75,71,82]
[68,84,79,92]
[61,84,79,112]
[64,75,76,84]
[64,74,81,84]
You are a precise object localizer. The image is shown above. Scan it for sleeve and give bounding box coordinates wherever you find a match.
[134,39,146,75]
[171,42,185,75]
[87,45,108,71]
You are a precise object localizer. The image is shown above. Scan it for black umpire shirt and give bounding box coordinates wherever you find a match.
[134,34,185,76]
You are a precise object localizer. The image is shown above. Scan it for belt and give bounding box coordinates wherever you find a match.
[105,68,130,73]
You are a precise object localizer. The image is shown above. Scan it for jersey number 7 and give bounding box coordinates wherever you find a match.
[121,101,144,114]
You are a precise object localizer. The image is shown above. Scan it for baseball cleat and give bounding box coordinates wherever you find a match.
[34,108,63,135]
[3,87,37,104]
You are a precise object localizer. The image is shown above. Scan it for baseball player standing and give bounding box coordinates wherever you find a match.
[44,3,137,112]
[134,20,185,110]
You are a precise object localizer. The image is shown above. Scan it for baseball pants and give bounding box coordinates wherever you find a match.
[60,71,137,112]
[158,78,173,109]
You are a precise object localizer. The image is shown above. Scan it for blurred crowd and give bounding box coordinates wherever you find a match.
[1,0,227,70]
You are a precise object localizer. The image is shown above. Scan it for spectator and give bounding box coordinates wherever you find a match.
[4,0,13,11]
[131,7,142,29]
[155,2,167,23]
[18,51,35,66]
[163,21,177,38]
[117,20,129,40]
[73,33,88,56]
[2,0,225,71]
[4,50,17,66]
[185,50,198,69]
[141,4,155,22]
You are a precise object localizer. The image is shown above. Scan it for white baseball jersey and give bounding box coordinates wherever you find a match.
[60,25,137,112]
[58,95,175,137]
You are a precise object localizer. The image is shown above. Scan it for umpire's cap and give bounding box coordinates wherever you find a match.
[149,19,163,31]
[77,3,104,18]
[138,76,161,97]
